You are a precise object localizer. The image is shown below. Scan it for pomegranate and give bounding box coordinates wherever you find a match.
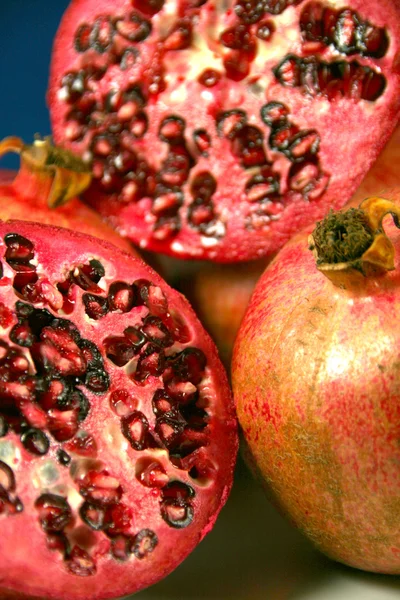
[351,124,400,203]
[180,260,268,366]
[232,195,400,573]
[0,220,237,599]
[0,136,133,255]
[48,0,400,262]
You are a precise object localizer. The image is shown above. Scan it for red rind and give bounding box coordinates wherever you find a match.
[0,169,135,255]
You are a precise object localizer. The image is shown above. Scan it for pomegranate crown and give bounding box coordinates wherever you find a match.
[309,196,400,287]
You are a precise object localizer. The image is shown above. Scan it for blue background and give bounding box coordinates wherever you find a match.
[0,0,69,169]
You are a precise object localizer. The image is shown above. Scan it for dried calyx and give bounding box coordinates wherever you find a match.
[309,196,400,285]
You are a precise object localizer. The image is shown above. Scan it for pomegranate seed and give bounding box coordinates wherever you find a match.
[256,20,275,40]
[21,428,50,456]
[132,0,165,15]
[104,503,133,536]
[110,389,138,417]
[116,12,151,42]
[105,336,136,367]
[83,293,109,320]
[64,432,98,457]
[0,460,16,492]
[121,411,149,450]
[74,23,92,53]
[67,546,97,577]
[198,69,221,88]
[193,129,211,155]
[161,499,193,528]
[35,493,72,532]
[217,110,247,139]
[108,282,136,313]
[141,316,173,348]
[4,233,34,264]
[80,470,123,506]
[79,501,106,530]
[130,529,158,558]
[158,116,185,143]
[134,344,165,381]
[57,449,71,466]
[136,459,169,488]
[90,16,116,54]
[260,101,290,128]
[164,19,192,51]
[110,535,132,561]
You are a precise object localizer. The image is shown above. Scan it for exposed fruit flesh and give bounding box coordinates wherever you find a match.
[48,0,400,262]
[0,137,134,255]
[0,221,237,600]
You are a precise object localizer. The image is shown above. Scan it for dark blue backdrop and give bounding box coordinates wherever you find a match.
[0,1,69,169]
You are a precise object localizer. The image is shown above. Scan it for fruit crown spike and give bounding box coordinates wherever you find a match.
[0,136,92,208]
[308,196,400,287]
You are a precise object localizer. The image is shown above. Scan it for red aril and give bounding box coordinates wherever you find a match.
[0,137,134,255]
[0,220,237,599]
[232,195,400,573]
[48,0,400,262]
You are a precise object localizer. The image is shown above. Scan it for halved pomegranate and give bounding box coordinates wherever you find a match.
[0,136,134,255]
[48,0,400,262]
[0,220,237,599]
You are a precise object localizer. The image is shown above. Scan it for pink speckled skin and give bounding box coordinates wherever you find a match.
[232,208,400,574]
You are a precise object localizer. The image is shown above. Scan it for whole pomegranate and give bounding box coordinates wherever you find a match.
[351,124,400,203]
[232,195,400,574]
[48,0,400,262]
[0,219,237,599]
[180,260,268,366]
[0,136,133,255]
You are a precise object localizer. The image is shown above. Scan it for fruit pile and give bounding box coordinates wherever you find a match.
[1,0,400,598]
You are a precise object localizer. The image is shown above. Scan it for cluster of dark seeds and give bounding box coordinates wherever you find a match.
[219,0,300,80]
[187,172,221,237]
[235,0,303,23]
[300,2,389,58]
[152,115,195,240]
[0,232,211,568]
[35,492,97,576]
[56,0,392,243]
[274,55,386,101]
[0,299,108,449]
[74,13,152,55]
[4,233,39,301]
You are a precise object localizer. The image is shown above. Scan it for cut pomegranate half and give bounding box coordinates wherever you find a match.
[48,0,400,262]
[0,220,237,600]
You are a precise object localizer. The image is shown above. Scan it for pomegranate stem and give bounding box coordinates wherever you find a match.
[0,136,92,208]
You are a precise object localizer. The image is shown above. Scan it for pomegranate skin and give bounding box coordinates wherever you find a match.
[0,168,134,256]
[232,211,400,573]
